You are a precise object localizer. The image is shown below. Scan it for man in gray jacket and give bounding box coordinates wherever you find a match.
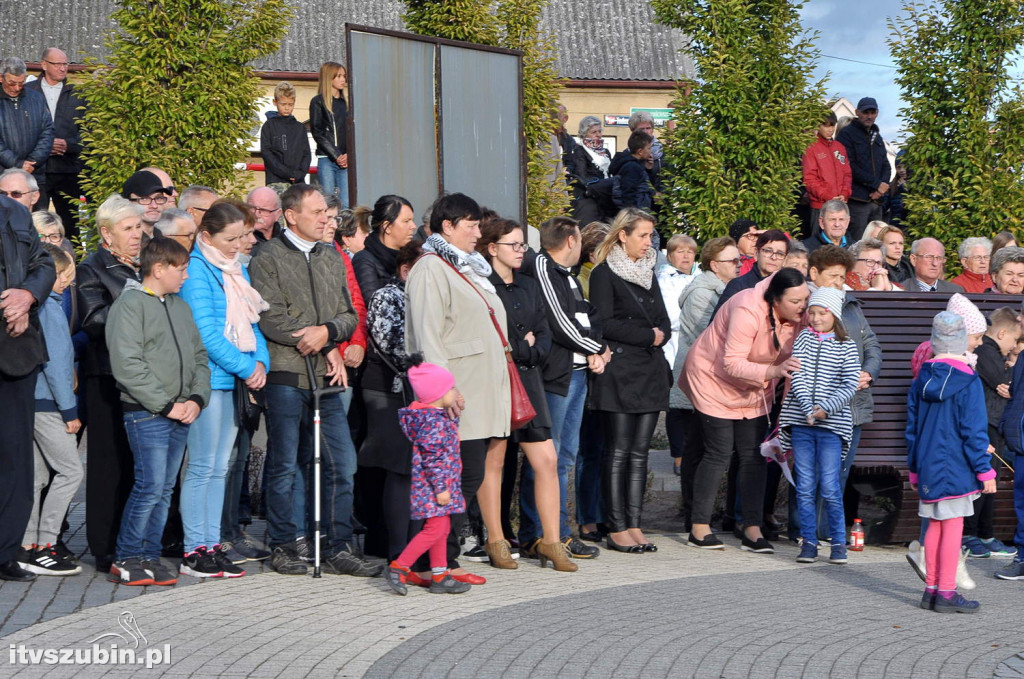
[249,183,381,578]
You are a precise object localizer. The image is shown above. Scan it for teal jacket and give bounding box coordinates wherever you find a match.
[106,280,210,415]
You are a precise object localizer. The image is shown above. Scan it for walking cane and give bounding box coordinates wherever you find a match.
[304,354,346,578]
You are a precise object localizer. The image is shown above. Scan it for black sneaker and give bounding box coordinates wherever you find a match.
[140,558,178,586]
[740,535,775,554]
[462,544,489,562]
[219,541,249,565]
[108,558,155,586]
[322,545,384,577]
[18,545,81,576]
[54,539,79,565]
[562,536,600,559]
[233,534,271,561]
[687,533,724,550]
[211,545,246,578]
[270,544,308,575]
[295,536,313,562]
[429,571,471,594]
[179,547,224,578]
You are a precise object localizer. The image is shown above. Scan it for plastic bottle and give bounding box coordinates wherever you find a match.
[850,519,865,551]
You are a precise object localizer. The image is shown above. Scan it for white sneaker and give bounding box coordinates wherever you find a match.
[957,546,976,590]
[906,540,926,582]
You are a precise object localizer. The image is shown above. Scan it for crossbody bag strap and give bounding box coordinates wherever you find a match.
[422,253,514,365]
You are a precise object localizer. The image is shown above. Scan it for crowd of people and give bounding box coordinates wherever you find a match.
[2,51,1024,611]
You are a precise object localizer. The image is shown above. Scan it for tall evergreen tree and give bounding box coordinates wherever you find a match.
[889,0,1024,247]
[650,0,825,238]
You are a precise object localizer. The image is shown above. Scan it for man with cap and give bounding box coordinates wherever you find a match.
[121,170,172,242]
[729,219,762,276]
[836,97,891,242]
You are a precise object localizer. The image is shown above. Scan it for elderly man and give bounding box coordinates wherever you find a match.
[802,198,850,253]
[178,185,219,228]
[836,97,891,241]
[846,238,900,291]
[247,186,283,245]
[0,168,40,212]
[121,170,172,239]
[0,195,57,581]
[154,208,196,250]
[908,238,964,293]
[951,237,994,293]
[989,247,1024,295]
[25,48,84,238]
[0,58,53,202]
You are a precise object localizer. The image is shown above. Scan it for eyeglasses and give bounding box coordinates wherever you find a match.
[0,189,37,199]
[43,59,69,68]
[857,258,883,268]
[966,255,991,262]
[759,248,787,260]
[914,254,947,264]
[496,241,528,252]
[130,194,169,206]
[191,206,208,213]
[741,232,760,241]
[714,258,742,266]
[38,233,63,244]
[248,205,281,216]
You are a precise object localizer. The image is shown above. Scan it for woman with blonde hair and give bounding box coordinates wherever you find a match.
[588,207,671,552]
[309,61,349,205]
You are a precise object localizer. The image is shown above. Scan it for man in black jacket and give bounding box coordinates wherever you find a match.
[0,195,57,581]
[25,49,85,239]
[836,97,891,241]
[0,58,53,203]
[521,216,608,560]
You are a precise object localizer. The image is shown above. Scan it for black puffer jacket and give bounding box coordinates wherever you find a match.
[352,233,398,302]
[77,247,141,377]
[836,119,891,203]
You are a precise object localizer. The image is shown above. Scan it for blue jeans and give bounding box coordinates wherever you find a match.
[792,425,845,546]
[519,370,587,542]
[116,412,190,561]
[576,407,605,526]
[317,157,348,207]
[181,390,238,552]
[264,384,357,551]
[816,425,861,540]
[221,424,252,543]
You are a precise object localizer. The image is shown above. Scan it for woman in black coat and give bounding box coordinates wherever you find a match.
[588,208,670,554]
[76,195,144,572]
[475,215,577,572]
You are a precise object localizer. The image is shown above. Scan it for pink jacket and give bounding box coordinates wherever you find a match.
[680,276,804,419]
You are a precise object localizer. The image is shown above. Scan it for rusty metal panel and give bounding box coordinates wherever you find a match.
[439,45,523,223]
[348,30,438,215]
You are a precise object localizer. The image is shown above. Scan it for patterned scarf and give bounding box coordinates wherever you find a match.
[102,242,140,271]
[423,233,495,293]
[582,136,607,154]
[195,238,269,352]
[605,243,657,290]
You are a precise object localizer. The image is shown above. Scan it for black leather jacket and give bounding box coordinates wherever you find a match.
[0,196,56,367]
[309,93,347,162]
[352,233,398,303]
[77,247,141,377]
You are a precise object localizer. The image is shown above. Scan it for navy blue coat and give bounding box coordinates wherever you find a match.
[836,119,891,203]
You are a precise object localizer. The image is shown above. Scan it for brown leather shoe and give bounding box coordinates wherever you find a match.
[484,540,518,569]
[537,540,579,572]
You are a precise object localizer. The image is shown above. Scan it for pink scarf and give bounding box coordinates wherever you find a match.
[196,238,269,352]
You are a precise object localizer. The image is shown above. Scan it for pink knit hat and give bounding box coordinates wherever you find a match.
[407,362,456,404]
[946,293,987,335]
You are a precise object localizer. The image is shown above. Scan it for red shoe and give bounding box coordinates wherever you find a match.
[405,571,431,588]
[450,570,486,585]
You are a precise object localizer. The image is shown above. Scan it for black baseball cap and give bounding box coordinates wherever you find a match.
[121,170,171,199]
[856,97,879,111]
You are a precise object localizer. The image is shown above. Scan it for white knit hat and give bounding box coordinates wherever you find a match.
[946,293,987,335]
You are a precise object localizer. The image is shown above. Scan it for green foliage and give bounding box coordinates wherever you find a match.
[76,0,293,246]
[889,0,1024,251]
[403,0,568,225]
[650,0,826,239]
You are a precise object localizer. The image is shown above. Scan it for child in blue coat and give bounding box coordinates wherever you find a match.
[907,312,996,613]
[386,361,470,595]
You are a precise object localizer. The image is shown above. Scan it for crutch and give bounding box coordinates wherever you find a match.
[304,354,346,578]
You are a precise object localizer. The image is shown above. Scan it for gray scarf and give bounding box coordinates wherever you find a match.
[606,244,657,289]
[423,233,495,293]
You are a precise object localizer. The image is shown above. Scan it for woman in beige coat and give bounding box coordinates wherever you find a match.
[405,193,510,584]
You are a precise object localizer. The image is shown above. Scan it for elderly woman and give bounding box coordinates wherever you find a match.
[846,238,900,291]
[951,237,993,293]
[878,225,913,283]
[681,268,809,553]
[588,208,671,553]
[405,192,510,584]
[32,211,80,334]
[571,116,611,187]
[658,234,700,365]
[322,196,367,401]
[336,206,371,257]
[668,237,742,526]
[77,195,145,572]
[989,247,1024,295]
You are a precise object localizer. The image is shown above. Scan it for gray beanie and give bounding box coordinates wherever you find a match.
[808,287,845,330]
[931,311,967,355]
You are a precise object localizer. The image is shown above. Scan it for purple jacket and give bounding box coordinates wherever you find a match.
[399,405,465,519]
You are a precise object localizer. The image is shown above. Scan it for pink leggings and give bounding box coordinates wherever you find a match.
[396,515,450,571]
[924,516,963,591]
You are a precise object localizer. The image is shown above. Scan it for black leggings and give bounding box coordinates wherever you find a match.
[692,412,769,527]
[601,412,660,532]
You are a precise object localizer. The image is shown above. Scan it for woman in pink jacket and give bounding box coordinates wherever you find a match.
[680,268,808,553]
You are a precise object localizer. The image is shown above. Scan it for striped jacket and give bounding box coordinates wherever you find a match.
[778,327,861,451]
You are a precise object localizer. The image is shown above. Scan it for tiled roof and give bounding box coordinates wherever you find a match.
[5,0,693,81]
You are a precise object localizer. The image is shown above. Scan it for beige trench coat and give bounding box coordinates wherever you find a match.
[405,254,511,441]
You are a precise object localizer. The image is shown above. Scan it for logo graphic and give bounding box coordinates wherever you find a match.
[9,610,171,669]
[89,611,148,648]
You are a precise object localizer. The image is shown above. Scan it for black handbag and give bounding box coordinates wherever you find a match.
[234,377,265,431]
[0,317,45,378]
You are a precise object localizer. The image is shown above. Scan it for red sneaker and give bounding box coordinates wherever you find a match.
[450,570,486,585]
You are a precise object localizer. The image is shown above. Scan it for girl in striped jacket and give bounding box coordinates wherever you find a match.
[779,286,860,565]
